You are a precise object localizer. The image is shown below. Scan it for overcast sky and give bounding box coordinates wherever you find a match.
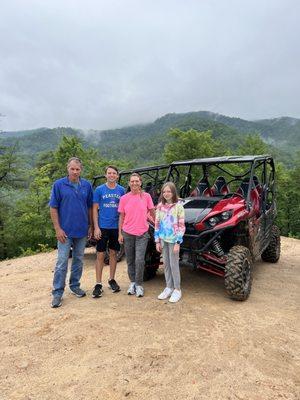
[0,0,299,131]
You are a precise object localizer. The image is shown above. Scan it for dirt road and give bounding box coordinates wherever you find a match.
[0,237,299,400]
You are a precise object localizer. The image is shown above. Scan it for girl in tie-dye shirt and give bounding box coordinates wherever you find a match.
[154,182,185,303]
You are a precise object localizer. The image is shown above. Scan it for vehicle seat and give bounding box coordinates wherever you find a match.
[237,178,260,215]
[190,177,213,197]
[144,182,160,204]
[237,178,250,197]
[253,175,262,195]
[149,188,160,205]
[211,176,230,195]
[144,182,153,193]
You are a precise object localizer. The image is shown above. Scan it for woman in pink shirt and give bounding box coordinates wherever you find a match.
[118,173,155,297]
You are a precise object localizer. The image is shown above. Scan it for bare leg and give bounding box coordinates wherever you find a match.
[95,252,105,282]
[109,249,117,280]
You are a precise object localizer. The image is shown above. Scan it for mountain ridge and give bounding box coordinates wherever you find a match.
[1,111,299,165]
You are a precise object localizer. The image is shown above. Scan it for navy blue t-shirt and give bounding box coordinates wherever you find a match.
[93,184,125,229]
[49,177,93,238]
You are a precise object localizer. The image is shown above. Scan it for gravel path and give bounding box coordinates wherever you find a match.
[0,236,299,400]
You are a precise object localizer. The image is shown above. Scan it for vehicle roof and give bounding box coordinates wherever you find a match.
[92,164,169,180]
[170,155,273,166]
[119,164,170,174]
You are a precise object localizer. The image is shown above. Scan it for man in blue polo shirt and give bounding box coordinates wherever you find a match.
[49,157,93,308]
[92,165,125,297]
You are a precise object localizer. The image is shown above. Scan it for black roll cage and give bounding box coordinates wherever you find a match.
[166,155,275,212]
[92,164,170,190]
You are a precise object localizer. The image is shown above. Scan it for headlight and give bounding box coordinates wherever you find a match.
[206,210,233,228]
[221,211,231,220]
[208,217,218,226]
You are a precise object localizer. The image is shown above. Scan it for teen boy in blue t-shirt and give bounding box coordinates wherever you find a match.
[92,165,125,297]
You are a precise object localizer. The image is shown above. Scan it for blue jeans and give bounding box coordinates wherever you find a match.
[52,237,87,297]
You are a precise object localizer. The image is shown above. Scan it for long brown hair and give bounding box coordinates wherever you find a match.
[160,182,179,204]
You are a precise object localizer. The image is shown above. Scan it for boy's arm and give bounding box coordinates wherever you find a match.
[93,203,101,239]
[118,212,125,243]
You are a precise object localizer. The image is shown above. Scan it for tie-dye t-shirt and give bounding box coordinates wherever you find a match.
[154,202,185,244]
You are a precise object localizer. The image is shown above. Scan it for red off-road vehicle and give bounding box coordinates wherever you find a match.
[155,155,280,300]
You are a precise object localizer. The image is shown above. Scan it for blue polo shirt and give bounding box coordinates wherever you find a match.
[93,183,125,229]
[49,177,93,238]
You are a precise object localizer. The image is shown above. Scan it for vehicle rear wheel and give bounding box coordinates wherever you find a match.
[143,267,157,281]
[143,242,160,281]
[261,225,280,263]
[224,245,253,301]
[104,245,125,265]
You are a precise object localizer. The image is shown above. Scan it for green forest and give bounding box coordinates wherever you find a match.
[0,111,300,261]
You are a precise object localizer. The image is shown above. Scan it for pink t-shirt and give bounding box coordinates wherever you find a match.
[118,192,154,236]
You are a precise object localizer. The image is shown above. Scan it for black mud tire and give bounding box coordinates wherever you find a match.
[104,245,125,265]
[117,245,125,262]
[143,246,160,281]
[261,225,281,263]
[224,245,253,301]
[104,251,109,265]
[143,267,157,281]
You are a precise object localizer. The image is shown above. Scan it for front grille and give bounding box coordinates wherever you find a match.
[185,223,199,235]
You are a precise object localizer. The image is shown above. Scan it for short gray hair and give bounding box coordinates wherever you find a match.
[67,157,82,167]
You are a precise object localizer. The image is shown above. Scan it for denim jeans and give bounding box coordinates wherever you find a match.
[52,237,87,297]
[122,230,149,286]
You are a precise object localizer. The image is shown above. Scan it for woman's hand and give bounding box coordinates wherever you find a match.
[156,242,162,253]
[118,233,124,244]
[173,243,180,253]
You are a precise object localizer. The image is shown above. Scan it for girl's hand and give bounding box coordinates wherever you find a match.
[173,243,180,253]
[156,242,162,253]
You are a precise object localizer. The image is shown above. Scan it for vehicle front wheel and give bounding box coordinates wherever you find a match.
[261,225,281,263]
[224,245,253,301]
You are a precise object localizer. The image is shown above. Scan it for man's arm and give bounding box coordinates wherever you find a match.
[88,206,93,239]
[93,203,101,239]
[50,207,67,243]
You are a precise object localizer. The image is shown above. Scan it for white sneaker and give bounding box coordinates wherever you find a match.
[158,287,173,300]
[135,285,144,297]
[169,289,182,303]
[127,282,136,295]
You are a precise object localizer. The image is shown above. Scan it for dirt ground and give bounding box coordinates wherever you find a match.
[0,236,299,400]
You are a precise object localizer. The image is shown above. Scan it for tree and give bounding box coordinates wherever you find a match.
[0,143,21,188]
[163,129,227,163]
[286,152,300,237]
[0,143,23,259]
[237,134,269,155]
[5,135,112,258]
